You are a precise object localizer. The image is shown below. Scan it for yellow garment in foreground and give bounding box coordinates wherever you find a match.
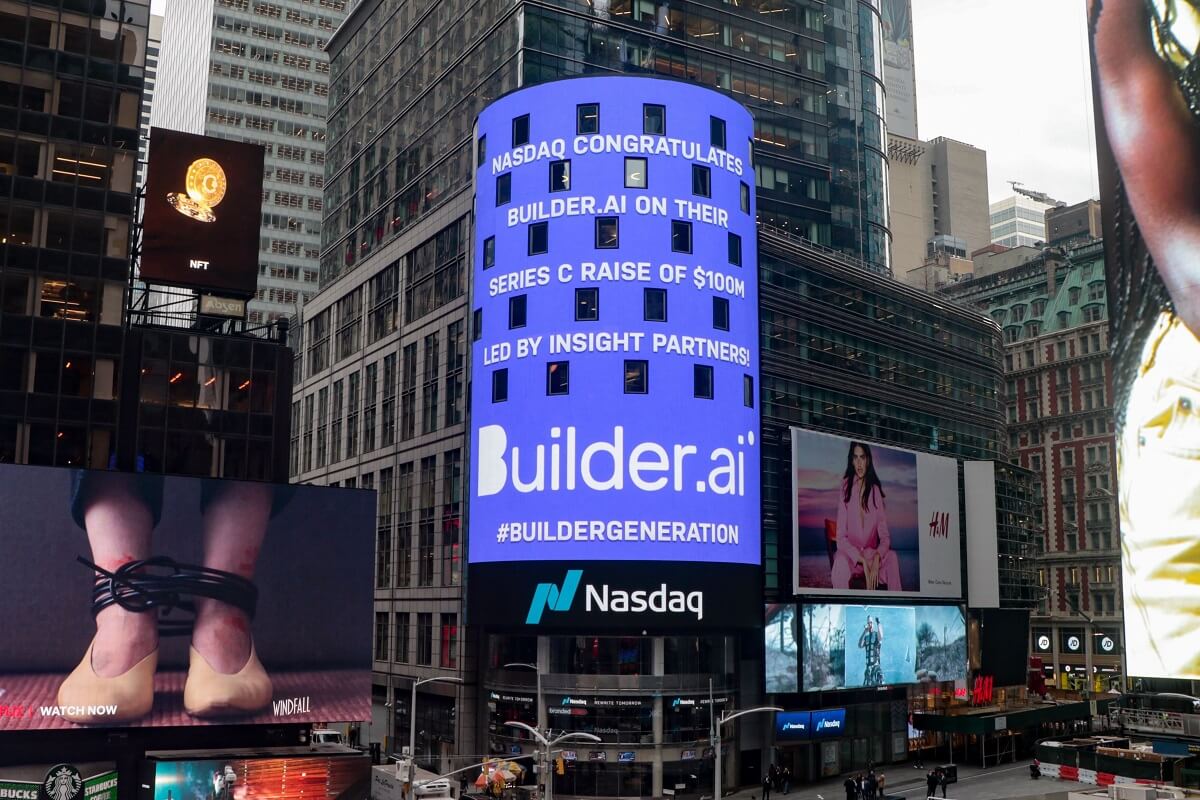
[1120,311,1200,677]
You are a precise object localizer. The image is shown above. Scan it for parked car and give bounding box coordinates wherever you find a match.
[311,729,345,745]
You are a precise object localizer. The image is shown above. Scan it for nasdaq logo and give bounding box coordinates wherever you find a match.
[525,570,583,624]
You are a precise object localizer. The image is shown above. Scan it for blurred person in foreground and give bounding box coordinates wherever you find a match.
[1091,0,1200,676]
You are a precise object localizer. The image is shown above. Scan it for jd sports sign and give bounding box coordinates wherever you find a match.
[470,560,759,630]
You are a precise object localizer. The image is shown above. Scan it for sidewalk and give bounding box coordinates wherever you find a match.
[719,760,1028,800]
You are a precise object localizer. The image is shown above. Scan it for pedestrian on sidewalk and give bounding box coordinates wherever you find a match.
[925,770,937,800]
[844,775,858,800]
[877,772,886,800]
[937,769,948,798]
[762,775,772,800]
[865,771,877,800]
[781,767,791,795]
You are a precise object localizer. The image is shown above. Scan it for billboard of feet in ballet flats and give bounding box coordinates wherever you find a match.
[0,464,374,729]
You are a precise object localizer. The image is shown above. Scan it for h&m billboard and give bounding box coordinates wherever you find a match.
[468,76,761,630]
[791,428,961,598]
[0,464,372,730]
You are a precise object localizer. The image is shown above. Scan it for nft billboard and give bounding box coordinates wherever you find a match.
[1090,0,1200,681]
[791,428,961,598]
[0,464,372,730]
[141,128,265,297]
[468,76,761,630]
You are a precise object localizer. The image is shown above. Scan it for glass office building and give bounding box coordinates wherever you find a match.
[0,0,149,467]
[291,0,1024,790]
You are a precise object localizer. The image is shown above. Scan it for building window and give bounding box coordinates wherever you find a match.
[440,613,458,669]
[496,172,511,205]
[375,612,388,660]
[728,233,742,266]
[492,369,508,402]
[473,308,483,341]
[744,374,754,408]
[624,360,648,394]
[512,113,530,147]
[394,613,409,663]
[416,613,432,666]
[477,135,486,167]
[595,216,618,249]
[644,288,667,321]
[643,103,665,135]
[713,297,730,331]
[547,361,569,395]
[528,221,548,255]
[577,103,599,134]
[625,157,647,189]
[671,220,692,253]
[692,164,711,197]
[710,116,726,149]
[740,182,750,213]
[575,288,599,321]
[509,294,527,329]
[694,365,714,399]
[483,236,495,269]
[550,159,571,192]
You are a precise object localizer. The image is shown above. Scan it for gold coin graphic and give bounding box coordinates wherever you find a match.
[184,158,227,208]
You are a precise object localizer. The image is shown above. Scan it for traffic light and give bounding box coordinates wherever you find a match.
[555,757,565,776]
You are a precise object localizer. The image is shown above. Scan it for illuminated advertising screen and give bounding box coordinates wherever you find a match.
[765,604,799,694]
[1090,0,1200,681]
[469,76,761,630]
[801,603,966,691]
[0,763,117,800]
[774,711,811,742]
[141,128,265,296]
[810,708,846,739]
[149,754,370,800]
[791,428,961,598]
[0,464,372,730]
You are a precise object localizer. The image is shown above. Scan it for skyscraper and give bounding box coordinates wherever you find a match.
[152,0,351,324]
[990,186,1062,248]
[888,134,990,279]
[135,13,162,194]
[289,0,1035,777]
[0,0,149,467]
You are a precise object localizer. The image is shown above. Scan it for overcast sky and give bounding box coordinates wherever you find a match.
[149,0,1099,206]
[911,0,1099,206]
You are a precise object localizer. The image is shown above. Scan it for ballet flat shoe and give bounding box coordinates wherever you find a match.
[57,641,156,724]
[184,644,273,717]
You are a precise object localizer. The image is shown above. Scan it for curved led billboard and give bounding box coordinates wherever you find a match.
[469,76,760,630]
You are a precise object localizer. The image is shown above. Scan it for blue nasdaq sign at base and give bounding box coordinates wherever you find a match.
[774,711,812,742]
[812,709,847,739]
[468,76,761,630]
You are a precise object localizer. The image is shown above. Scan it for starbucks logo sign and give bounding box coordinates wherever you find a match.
[42,766,82,800]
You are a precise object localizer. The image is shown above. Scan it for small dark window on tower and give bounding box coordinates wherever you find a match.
[509,294,527,329]
[624,360,648,394]
[692,164,711,197]
[575,288,599,321]
[644,288,666,322]
[577,103,599,134]
[496,173,511,206]
[547,361,570,395]
[694,364,714,399]
[512,114,530,147]
[492,369,508,402]
[710,116,726,149]
[528,222,548,255]
[643,104,665,135]
[671,220,692,253]
[595,216,618,249]
[549,159,571,192]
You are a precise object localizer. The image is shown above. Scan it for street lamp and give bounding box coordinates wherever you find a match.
[708,681,780,800]
[503,661,543,731]
[410,675,464,777]
[505,720,600,800]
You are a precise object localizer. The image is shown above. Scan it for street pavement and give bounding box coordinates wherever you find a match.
[722,760,1093,800]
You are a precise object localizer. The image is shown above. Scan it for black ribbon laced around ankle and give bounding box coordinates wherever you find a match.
[78,556,258,637]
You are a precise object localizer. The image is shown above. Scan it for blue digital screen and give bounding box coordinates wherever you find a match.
[470,76,760,572]
[811,708,846,739]
[775,711,812,741]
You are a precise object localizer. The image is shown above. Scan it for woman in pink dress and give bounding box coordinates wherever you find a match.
[832,442,902,591]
